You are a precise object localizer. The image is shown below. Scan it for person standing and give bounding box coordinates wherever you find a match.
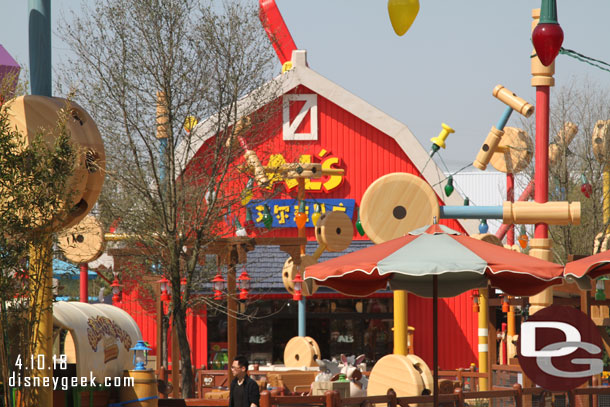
[229,355,260,407]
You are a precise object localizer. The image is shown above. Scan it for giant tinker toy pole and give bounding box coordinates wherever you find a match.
[28,1,53,406]
[529,4,562,315]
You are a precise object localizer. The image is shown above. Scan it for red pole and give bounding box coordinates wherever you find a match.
[534,86,550,240]
[495,181,534,240]
[506,174,515,246]
[79,263,88,303]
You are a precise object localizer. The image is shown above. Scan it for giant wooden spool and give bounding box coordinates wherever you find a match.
[489,127,533,174]
[57,215,105,263]
[283,336,321,367]
[282,254,318,296]
[360,173,439,244]
[314,211,353,252]
[593,120,610,164]
[1,95,105,232]
[368,354,433,398]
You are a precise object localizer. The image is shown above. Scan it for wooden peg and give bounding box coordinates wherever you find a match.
[473,126,504,170]
[493,85,534,117]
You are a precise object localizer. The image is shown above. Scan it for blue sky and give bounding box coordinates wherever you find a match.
[2,1,610,170]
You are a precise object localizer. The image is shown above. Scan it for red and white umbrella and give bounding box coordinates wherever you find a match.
[304,223,564,407]
[305,224,564,298]
[564,250,610,282]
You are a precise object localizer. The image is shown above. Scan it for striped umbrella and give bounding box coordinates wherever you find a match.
[563,250,610,291]
[305,223,564,406]
[305,224,564,298]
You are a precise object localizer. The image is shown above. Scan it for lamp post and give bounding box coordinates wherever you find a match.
[159,276,170,303]
[111,277,121,305]
[238,268,251,301]
[292,272,303,301]
[212,272,226,301]
[123,340,159,405]
[131,340,152,371]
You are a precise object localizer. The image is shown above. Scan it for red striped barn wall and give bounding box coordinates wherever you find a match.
[119,83,480,371]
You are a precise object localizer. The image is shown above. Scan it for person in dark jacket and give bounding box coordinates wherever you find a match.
[229,355,260,407]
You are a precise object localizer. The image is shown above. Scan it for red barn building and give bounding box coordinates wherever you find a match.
[119,49,481,372]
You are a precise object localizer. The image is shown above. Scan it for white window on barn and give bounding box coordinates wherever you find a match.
[283,94,318,141]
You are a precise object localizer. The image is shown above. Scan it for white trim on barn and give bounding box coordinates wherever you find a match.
[177,50,478,234]
[283,93,318,140]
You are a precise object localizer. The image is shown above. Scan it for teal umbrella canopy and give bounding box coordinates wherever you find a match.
[306,224,564,298]
[379,226,488,297]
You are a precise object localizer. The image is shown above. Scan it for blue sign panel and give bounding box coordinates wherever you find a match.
[246,199,356,228]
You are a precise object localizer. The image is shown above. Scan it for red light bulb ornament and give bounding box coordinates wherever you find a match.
[295,201,307,230]
[580,174,592,198]
[532,0,564,67]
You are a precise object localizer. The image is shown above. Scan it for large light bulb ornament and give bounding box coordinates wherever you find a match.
[388,0,420,36]
[532,0,563,66]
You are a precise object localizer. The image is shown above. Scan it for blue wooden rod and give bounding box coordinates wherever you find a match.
[440,206,504,220]
[298,298,306,336]
[495,105,514,131]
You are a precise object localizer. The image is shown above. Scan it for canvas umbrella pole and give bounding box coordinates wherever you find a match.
[432,275,438,407]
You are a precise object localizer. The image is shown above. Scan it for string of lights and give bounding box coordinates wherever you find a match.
[559,47,610,74]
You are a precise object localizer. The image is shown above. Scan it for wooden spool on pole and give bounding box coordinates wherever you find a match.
[1,95,105,231]
[57,215,105,264]
[368,354,433,399]
[282,255,318,296]
[283,336,320,367]
[489,127,533,174]
[314,211,353,252]
[360,173,439,244]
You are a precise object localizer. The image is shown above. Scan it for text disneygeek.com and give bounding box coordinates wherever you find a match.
[9,372,135,390]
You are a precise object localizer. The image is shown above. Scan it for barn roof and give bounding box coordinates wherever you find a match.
[242,240,374,292]
[177,50,477,235]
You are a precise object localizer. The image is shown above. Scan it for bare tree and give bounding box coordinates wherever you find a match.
[520,79,610,263]
[58,0,279,397]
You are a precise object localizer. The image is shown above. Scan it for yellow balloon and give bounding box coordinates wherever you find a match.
[388,0,420,36]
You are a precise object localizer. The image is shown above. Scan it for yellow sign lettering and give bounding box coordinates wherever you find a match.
[274,205,290,224]
[262,149,344,193]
